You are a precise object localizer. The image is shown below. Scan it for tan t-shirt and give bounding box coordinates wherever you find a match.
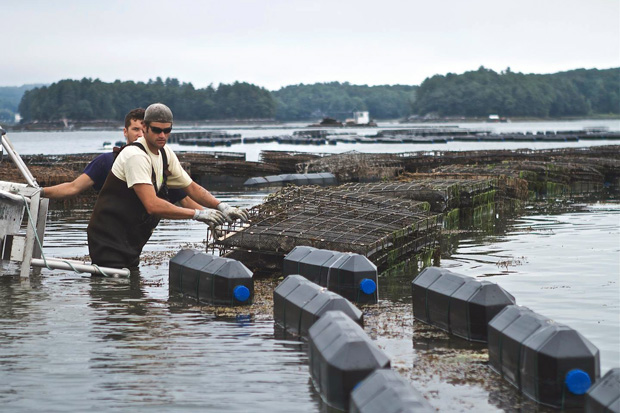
[111,137,192,190]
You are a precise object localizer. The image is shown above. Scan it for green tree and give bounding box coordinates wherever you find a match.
[412,67,619,118]
[18,78,276,122]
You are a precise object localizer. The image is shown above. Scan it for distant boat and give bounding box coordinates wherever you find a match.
[487,114,510,123]
[308,112,377,128]
[102,141,112,149]
[308,117,343,127]
[114,140,124,147]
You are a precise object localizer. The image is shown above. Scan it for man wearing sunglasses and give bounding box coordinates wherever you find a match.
[87,102,249,269]
[40,108,200,210]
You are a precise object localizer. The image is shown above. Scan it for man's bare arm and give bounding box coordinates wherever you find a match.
[133,183,195,219]
[178,194,204,209]
[42,174,95,199]
[183,181,221,209]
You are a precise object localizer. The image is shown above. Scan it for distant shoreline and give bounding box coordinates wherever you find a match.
[4,115,619,132]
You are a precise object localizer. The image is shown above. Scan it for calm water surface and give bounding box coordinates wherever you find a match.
[1,192,618,412]
[1,192,322,413]
[442,202,620,373]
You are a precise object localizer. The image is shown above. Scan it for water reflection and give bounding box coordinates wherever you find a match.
[0,267,318,412]
[88,273,149,340]
[408,321,563,413]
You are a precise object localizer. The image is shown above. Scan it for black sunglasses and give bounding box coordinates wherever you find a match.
[150,126,172,134]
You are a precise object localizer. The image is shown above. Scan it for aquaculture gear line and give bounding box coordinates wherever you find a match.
[0,127,129,278]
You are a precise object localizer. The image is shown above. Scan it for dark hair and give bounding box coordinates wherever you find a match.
[124,108,145,129]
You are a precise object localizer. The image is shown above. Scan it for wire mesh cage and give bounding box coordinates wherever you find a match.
[433,159,609,196]
[210,185,442,269]
[259,151,330,173]
[296,151,405,182]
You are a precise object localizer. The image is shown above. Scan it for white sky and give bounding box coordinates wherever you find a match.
[2,0,619,90]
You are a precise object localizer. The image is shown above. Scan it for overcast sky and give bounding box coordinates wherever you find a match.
[2,0,619,90]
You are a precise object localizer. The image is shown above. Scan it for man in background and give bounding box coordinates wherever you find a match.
[87,103,248,269]
[41,108,200,208]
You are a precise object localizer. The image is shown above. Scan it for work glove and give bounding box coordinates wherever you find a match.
[217,202,250,223]
[193,208,226,227]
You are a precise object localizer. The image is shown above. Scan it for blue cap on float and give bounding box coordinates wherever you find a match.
[565,369,591,395]
[360,278,377,295]
[233,285,251,302]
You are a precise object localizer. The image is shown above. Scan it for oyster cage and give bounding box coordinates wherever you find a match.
[335,175,517,212]
[209,185,442,270]
[297,151,405,182]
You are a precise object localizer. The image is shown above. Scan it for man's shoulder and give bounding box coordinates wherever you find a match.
[93,151,116,162]
[162,145,179,162]
[84,151,116,183]
[162,144,176,156]
[112,146,150,177]
[86,151,115,169]
[119,144,149,160]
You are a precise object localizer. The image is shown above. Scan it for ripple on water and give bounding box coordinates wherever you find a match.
[443,203,620,373]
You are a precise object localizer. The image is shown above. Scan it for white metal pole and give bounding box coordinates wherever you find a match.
[30,258,131,277]
[0,188,30,203]
[20,190,40,278]
[1,134,38,188]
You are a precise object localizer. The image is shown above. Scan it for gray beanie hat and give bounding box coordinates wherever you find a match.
[144,103,173,123]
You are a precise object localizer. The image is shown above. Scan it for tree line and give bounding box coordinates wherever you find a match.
[11,67,620,124]
[17,78,276,122]
[272,82,416,121]
[411,67,619,118]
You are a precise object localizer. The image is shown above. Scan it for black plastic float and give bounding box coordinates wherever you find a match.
[585,368,620,412]
[169,249,253,306]
[411,266,515,341]
[264,175,286,186]
[273,274,309,330]
[298,248,339,284]
[308,311,390,411]
[283,246,378,304]
[299,289,363,336]
[168,248,200,291]
[273,274,362,336]
[488,305,552,387]
[317,172,337,185]
[284,173,310,185]
[179,252,216,297]
[243,176,267,186]
[282,245,315,276]
[243,172,337,187]
[488,305,600,409]
[329,254,378,304]
[349,369,434,413]
[276,275,322,335]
